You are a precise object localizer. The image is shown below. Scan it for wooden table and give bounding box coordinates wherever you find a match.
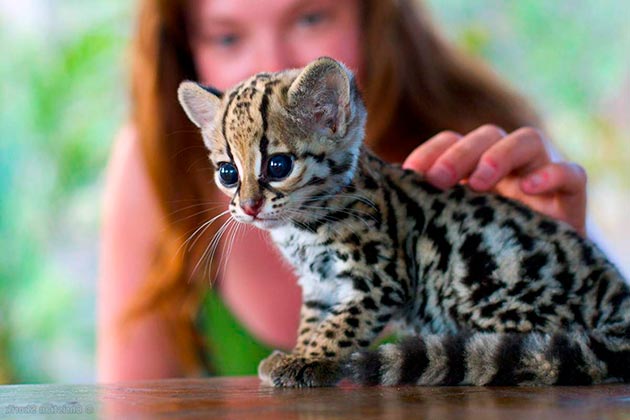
[1,376,630,419]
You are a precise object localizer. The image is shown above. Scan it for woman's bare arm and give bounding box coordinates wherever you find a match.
[97,125,183,382]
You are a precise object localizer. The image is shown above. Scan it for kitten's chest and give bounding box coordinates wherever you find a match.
[270,228,335,275]
[269,227,362,299]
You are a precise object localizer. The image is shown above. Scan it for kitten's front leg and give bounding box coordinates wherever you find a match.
[259,297,394,387]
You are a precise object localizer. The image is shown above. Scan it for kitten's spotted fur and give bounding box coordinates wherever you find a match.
[178,57,630,387]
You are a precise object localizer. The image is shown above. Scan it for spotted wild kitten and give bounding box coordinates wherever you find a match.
[178,57,630,388]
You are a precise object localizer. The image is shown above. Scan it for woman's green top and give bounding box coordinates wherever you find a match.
[197,289,273,376]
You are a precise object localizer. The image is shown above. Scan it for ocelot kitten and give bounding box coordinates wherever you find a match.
[178,57,630,388]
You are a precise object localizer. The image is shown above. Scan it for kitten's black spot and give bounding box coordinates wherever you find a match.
[380,293,400,307]
[303,152,326,163]
[371,273,382,287]
[346,317,360,328]
[593,276,611,323]
[522,252,549,280]
[479,301,503,318]
[361,297,378,311]
[499,309,522,324]
[460,234,498,296]
[305,176,326,186]
[382,187,399,249]
[348,306,361,315]
[259,135,269,170]
[325,330,336,339]
[377,314,392,323]
[425,221,451,273]
[305,300,330,311]
[258,179,285,199]
[324,351,337,358]
[581,242,597,266]
[339,271,370,293]
[302,339,310,346]
[610,290,630,319]
[363,173,379,190]
[553,241,568,265]
[344,330,356,338]
[539,220,558,235]
[502,220,534,251]
[299,327,311,335]
[385,177,426,234]
[452,212,466,222]
[431,200,445,215]
[338,340,353,348]
[371,325,385,334]
[363,241,380,265]
[344,233,361,245]
[328,157,354,175]
[469,196,487,206]
[473,206,495,227]
[520,287,543,305]
[525,311,547,326]
[358,340,371,347]
[385,262,398,279]
[448,186,466,202]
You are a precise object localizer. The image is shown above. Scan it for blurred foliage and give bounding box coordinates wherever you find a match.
[0,1,628,383]
[0,1,130,383]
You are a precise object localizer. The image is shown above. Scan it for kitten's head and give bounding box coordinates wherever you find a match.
[178,57,366,230]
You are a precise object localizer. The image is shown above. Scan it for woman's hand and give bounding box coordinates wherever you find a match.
[403,125,587,236]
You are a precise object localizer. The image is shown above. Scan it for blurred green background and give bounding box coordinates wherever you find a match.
[0,0,628,384]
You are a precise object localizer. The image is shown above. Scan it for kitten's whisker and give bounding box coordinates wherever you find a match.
[174,209,229,259]
[182,210,231,254]
[192,217,233,281]
[172,205,228,224]
[206,218,238,281]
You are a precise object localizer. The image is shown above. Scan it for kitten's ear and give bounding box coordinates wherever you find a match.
[177,81,222,128]
[287,57,353,138]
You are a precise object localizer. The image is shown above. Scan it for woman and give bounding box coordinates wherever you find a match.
[98,0,588,381]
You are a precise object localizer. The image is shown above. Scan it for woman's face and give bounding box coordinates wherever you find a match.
[187,0,363,90]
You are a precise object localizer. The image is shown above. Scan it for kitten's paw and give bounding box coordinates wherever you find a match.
[258,350,287,386]
[258,353,342,388]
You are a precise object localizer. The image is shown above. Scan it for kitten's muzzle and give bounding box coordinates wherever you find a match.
[241,197,264,217]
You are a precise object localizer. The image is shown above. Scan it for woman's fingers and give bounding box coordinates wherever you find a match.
[421,124,507,189]
[402,130,461,175]
[520,162,588,195]
[467,126,550,191]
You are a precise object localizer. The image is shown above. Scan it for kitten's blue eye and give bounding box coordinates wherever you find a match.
[219,162,239,187]
[267,154,293,180]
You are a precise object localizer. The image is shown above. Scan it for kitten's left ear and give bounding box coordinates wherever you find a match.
[177,81,222,129]
[287,57,353,138]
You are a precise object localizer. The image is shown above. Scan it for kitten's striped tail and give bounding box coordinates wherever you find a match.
[347,331,630,386]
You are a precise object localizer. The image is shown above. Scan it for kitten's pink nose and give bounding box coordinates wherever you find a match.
[241,197,264,217]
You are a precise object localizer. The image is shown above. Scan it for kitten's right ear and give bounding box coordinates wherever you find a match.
[177,81,222,128]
